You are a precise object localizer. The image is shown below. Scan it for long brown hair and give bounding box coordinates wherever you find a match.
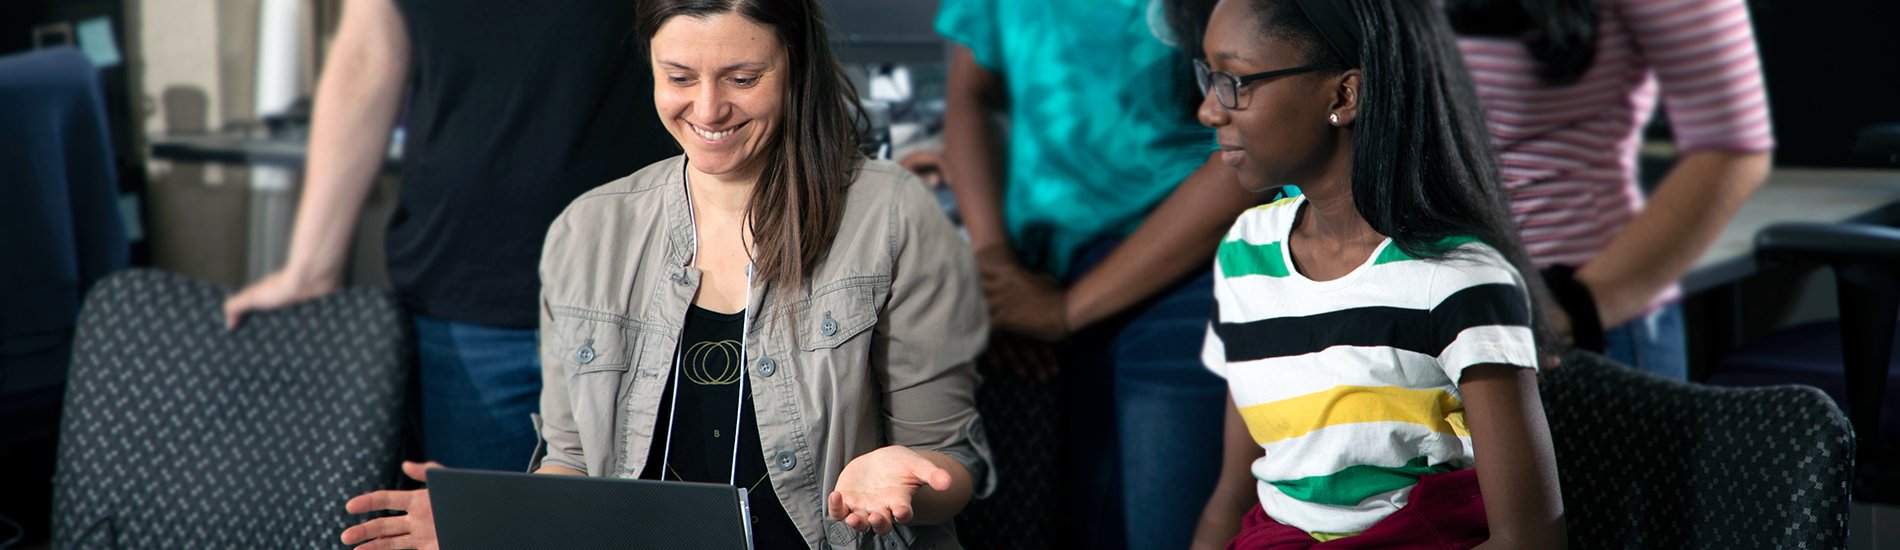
[637,0,868,295]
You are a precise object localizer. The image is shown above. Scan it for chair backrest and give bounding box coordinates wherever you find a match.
[0,47,128,397]
[53,269,411,548]
[1539,350,1853,549]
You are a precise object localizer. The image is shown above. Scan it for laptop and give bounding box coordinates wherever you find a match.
[429,468,755,550]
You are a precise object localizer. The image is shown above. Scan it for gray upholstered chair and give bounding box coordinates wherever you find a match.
[1540,349,1853,549]
[53,269,411,548]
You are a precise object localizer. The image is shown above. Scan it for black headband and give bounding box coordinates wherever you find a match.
[1290,0,1363,68]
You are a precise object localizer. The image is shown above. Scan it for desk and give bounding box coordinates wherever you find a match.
[149,133,402,174]
[1680,167,1900,379]
[147,133,401,283]
[1684,167,1900,294]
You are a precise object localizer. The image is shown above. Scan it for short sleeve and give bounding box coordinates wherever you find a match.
[1618,0,1775,155]
[1202,321,1228,379]
[1430,247,1539,383]
[1203,253,1233,379]
[936,0,1005,72]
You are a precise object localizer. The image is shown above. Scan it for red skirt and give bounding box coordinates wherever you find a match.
[1228,468,1488,550]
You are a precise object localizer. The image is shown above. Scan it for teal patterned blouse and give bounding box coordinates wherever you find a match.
[936,0,1217,276]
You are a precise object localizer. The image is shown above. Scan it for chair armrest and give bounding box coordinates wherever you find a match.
[1755,222,1900,269]
[1856,122,1900,158]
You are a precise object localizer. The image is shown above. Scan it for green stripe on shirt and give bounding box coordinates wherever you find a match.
[1218,239,1291,278]
[1266,455,1458,507]
[1371,235,1485,265]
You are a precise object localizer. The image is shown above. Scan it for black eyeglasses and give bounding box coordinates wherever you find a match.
[1193,58,1328,110]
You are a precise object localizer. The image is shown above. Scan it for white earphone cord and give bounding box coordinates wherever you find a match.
[662,157,751,488]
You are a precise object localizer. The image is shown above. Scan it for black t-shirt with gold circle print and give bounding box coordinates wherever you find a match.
[640,305,805,548]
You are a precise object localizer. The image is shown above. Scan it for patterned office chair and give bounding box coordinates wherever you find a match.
[53,269,411,548]
[1540,349,1853,549]
[1709,222,1900,505]
[1707,126,1900,505]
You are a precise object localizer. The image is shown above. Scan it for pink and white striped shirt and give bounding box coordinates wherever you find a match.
[1457,0,1774,291]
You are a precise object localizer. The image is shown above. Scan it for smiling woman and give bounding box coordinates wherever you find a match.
[651,15,786,180]
[637,0,867,298]
[337,1,992,549]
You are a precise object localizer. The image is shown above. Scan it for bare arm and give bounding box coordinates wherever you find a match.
[1191,393,1265,549]
[1461,364,1567,550]
[940,44,1012,260]
[1575,151,1770,327]
[1065,155,1267,330]
[224,0,411,327]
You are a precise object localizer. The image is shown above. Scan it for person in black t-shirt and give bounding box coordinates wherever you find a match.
[220,0,670,472]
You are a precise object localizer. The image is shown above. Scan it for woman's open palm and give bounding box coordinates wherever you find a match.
[827,446,952,535]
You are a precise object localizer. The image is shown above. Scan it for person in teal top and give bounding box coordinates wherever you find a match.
[935,0,1277,547]
[939,0,1218,276]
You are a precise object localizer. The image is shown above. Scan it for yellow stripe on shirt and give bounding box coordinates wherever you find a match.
[1238,385,1468,445]
[1244,195,1302,215]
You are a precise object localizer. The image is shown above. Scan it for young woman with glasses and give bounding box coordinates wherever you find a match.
[1188,0,1566,547]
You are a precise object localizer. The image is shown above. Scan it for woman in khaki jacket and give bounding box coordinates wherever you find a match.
[337,1,993,548]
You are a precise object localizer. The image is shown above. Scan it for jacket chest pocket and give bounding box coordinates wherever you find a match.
[557,316,632,372]
[798,281,881,352]
[552,312,637,456]
[789,280,883,396]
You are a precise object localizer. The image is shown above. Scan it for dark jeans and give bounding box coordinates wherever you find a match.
[413,314,542,471]
[1061,239,1228,549]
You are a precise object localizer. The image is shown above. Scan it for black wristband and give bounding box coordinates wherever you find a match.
[1541,265,1606,353]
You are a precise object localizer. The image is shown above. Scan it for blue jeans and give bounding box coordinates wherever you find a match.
[413,315,542,471]
[1061,239,1227,549]
[1603,303,1687,380]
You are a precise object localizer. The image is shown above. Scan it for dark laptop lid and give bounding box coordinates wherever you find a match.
[429,468,754,550]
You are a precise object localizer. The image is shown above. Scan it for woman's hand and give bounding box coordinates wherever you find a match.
[977,250,1069,342]
[827,446,954,535]
[340,461,441,550]
[222,269,340,330]
[898,149,947,188]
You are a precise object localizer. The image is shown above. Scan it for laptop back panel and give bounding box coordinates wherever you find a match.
[430,468,753,550]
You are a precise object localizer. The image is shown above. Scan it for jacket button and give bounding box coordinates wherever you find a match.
[820,312,838,337]
[775,451,796,471]
[758,357,777,377]
[575,342,596,365]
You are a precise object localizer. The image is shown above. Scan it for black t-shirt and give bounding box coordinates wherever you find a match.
[640,305,804,548]
[388,0,674,327]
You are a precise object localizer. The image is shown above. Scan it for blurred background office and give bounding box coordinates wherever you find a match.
[3,0,1900,548]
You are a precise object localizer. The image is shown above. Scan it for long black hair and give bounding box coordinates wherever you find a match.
[637,0,868,295]
[1165,0,1224,62]
[1254,0,1555,349]
[1444,0,1599,85]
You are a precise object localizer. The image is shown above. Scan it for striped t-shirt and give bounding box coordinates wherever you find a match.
[1201,196,1538,538]
[1457,0,1774,307]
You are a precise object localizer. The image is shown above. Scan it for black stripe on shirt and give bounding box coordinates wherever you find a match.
[1431,282,1532,354]
[1216,283,1528,362]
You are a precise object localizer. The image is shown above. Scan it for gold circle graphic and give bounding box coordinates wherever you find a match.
[684,339,742,385]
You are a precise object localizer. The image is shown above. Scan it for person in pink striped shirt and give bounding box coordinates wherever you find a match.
[1448,0,1775,378]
